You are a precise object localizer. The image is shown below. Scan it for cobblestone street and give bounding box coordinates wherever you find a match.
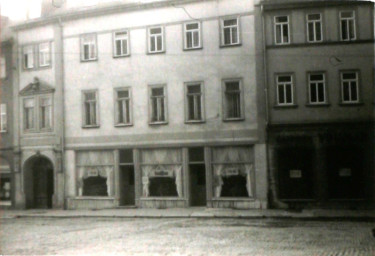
[1,217,374,255]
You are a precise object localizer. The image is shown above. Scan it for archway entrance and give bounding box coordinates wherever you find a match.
[24,156,54,209]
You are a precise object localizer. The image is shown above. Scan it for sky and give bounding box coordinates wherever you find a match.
[0,0,42,20]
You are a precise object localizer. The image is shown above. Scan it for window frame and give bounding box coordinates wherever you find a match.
[38,42,51,67]
[113,30,130,58]
[306,13,323,43]
[339,10,356,41]
[220,16,241,47]
[0,103,7,133]
[184,81,205,123]
[340,71,360,104]
[82,90,100,128]
[274,15,290,45]
[114,87,133,127]
[23,45,35,70]
[39,95,53,131]
[23,97,37,132]
[0,54,6,79]
[307,72,327,105]
[80,33,98,62]
[147,26,165,54]
[222,78,244,121]
[183,21,202,50]
[275,74,295,106]
[148,84,168,125]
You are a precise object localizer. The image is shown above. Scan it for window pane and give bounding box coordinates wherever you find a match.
[152,87,164,96]
[187,84,201,93]
[226,82,240,91]
[115,31,127,39]
[193,31,199,47]
[341,20,348,40]
[315,23,322,41]
[188,96,195,120]
[343,73,356,80]
[85,92,96,101]
[318,83,325,102]
[308,23,314,41]
[116,40,122,55]
[157,36,162,51]
[150,37,156,52]
[282,24,289,43]
[276,25,282,44]
[310,84,317,102]
[276,16,288,23]
[189,147,204,162]
[349,20,355,39]
[84,45,90,60]
[285,84,292,103]
[186,32,193,48]
[120,149,133,163]
[224,28,231,45]
[223,19,237,26]
[85,102,91,124]
[118,90,129,98]
[231,27,238,44]
[186,23,198,30]
[278,85,285,103]
[341,11,353,18]
[350,82,358,101]
[343,82,350,101]
[121,40,128,54]
[150,28,162,34]
[310,74,323,81]
[278,76,291,83]
[308,14,320,20]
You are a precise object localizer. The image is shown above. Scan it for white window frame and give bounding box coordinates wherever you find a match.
[149,84,168,124]
[184,82,205,123]
[221,17,240,46]
[184,22,202,50]
[82,90,100,127]
[308,73,326,104]
[341,71,359,104]
[113,30,130,57]
[38,42,51,67]
[274,16,290,45]
[340,11,356,41]
[148,26,164,53]
[222,79,244,121]
[23,45,34,69]
[0,55,6,78]
[306,13,323,43]
[276,74,294,106]
[39,96,53,130]
[0,104,7,132]
[23,97,36,131]
[114,87,132,126]
[81,34,97,61]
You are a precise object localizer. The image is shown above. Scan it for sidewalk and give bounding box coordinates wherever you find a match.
[1,207,375,220]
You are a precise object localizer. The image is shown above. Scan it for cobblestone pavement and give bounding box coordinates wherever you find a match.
[1,218,374,255]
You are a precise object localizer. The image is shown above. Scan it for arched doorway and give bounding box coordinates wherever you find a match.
[24,156,54,209]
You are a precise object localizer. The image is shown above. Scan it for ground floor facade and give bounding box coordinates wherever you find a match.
[0,149,14,208]
[268,123,374,209]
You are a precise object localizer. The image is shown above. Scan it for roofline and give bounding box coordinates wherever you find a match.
[256,0,373,11]
[12,0,213,31]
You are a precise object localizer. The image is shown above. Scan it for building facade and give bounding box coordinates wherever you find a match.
[13,0,268,209]
[259,0,375,209]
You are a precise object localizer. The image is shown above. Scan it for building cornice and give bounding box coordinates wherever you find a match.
[257,0,372,11]
[12,0,215,31]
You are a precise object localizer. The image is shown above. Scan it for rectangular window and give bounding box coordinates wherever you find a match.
[308,73,326,104]
[113,30,129,57]
[81,34,97,61]
[0,104,7,132]
[23,45,34,69]
[275,16,290,44]
[1,55,6,78]
[223,79,243,120]
[24,98,35,130]
[148,27,164,53]
[184,22,201,49]
[185,82,204,122]
[40,97,52,129]
[340,11,356,41]
[307,13,322,42]
[276,75,293,105]
[38,42,51,67]
[149,85,167,123]
[83,91,99,127]
[341,72,359,103]
[221,18,240,46]
[115,88,132,126]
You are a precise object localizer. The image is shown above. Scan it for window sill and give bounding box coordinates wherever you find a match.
[0,130,7,133]
[140,197,184,200]
[212,197,255,201]
[339,102,364,106]
[185,120,205,124]
[273,104,298,109]
[220,43,242,48]
[274,42,291,46]
[113,54,131,59]
[223,117,244,122]
[149,121,168,126]
[82,125,100,129]
[183,46,203,51]
[73,196,115,200]
[80,58,98,63]
[305,103,330,107]
[115,123,133,128]
[147,50,165,55]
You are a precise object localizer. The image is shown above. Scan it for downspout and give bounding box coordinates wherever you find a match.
[260,4,287,209]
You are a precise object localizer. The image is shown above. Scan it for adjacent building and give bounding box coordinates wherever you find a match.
[12,0,268,209]
[258,0,375,209]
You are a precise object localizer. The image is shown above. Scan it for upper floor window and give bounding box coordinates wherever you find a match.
[148,27,164,53]
[23,98,35,131]
[341,71,359,103]
[23,95,53,132]
[222,79,243,120]
[113,30,130,57]
[274,16,290,45]
[308,73,326,104]
[149,85,167,124]
[0,55,5,78]
[184,22,201,50]
[307,13,322,42]
[185,82,204,122]
[115,88,132,126]
[0,104,7,132]
[23,45,34,69]
[40,97,52,129]
[38,42,51,67]
[340,11,356,41]
[221,17,240,46]
[82,90,99,127]
[276,75,293,106]
[81,34,97,61]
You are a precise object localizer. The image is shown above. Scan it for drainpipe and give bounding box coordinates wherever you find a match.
[260,4,287,209]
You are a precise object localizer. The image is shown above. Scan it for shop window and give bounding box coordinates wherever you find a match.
[212,147,254,198]
[83,176,108,196]
[221,17,240,46]
[340,11,356,41]
[274,16,290,45]
[81,33,97,61]
[0,177,11,203]
[149,177,178,197]
[184,22,201,49]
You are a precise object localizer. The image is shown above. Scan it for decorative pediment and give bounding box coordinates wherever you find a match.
[19,77,55,96]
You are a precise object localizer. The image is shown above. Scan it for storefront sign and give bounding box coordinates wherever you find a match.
[155,170,169,176]
[289,169,302,178]
[339,168,351,177]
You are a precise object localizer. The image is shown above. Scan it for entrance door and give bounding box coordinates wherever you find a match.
[189,164,206,206]
[32,158,54,209]
[119,165,135,206]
